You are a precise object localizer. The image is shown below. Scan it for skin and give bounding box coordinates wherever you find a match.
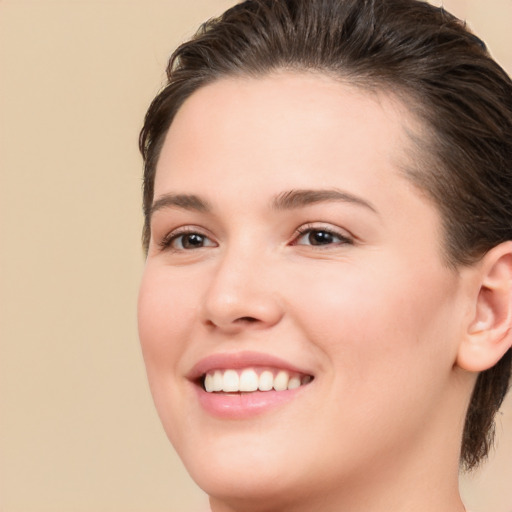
[138,72,483,512]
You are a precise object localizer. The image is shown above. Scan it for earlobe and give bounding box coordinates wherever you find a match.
[456,241,512,373]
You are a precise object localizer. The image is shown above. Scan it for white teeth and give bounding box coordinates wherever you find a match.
[239,369,259,392]
[222,370,239,392]
[204,373,214,392]
[213,370,223,391]
[287,376,301,389]
[273,370,289,391]
[203,368,313,393]
[258,370,274,391]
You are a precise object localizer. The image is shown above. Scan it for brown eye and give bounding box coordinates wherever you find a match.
[162,231,217,251]
[294,228,352,247]
[179,233,207,249]
[307,230,335,245]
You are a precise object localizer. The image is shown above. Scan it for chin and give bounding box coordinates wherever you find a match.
[191,464,303,512]
[175,429,315,504]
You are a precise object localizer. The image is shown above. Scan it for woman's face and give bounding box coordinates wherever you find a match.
[138,73,471,507]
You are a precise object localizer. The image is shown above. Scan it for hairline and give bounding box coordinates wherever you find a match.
[144,68,458,268]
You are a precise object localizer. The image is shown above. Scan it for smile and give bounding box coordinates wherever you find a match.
[203,368,313,393]
[189,351,315,418]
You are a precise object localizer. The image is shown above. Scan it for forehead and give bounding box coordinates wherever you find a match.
[155,71,421,202]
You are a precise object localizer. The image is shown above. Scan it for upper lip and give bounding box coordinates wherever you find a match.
[187,350,314,381]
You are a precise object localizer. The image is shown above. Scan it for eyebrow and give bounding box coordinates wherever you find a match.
[271,188,378,214]
[149,188,378,218]
[150,193,211,217]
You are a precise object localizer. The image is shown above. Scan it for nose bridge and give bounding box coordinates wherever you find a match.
[202,236,282,330]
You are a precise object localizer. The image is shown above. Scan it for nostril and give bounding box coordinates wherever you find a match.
[236,316,259,323]
[204,316,259,330]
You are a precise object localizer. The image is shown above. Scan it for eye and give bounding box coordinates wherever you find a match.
[293,226,352,247]
[160,229,217,251]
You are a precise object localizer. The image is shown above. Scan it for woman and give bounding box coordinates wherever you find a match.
[137,1,512,511]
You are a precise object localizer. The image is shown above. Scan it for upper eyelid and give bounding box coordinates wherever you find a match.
[155,221,355,249]
[293,233,352,246]
[291,228,355,250]
[159,225,216,248]
[293,222,354,240]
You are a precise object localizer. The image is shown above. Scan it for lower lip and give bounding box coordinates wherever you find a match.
[194,384,306,419]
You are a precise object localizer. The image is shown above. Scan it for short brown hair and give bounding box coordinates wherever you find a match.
[139,0,512,470]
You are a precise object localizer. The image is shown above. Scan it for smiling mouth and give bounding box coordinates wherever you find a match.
[201,367,314,393]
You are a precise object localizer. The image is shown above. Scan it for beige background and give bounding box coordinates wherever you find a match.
[0,1,511,511]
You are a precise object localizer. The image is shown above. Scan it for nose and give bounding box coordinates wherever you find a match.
[201,246,284,334]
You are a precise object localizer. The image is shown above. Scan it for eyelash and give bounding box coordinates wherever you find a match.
[292,224,353,247]
[158,224,353,252]
[159,227,214,251]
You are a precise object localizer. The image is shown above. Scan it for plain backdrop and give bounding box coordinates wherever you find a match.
[0,1,511,511]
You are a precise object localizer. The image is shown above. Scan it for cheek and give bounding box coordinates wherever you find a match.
[137,266,202,442]
[137,267,198,378]
[282,262,462,462]
[288,259,460,384]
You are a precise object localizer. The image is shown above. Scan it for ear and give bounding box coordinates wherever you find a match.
[456,241,512,372]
